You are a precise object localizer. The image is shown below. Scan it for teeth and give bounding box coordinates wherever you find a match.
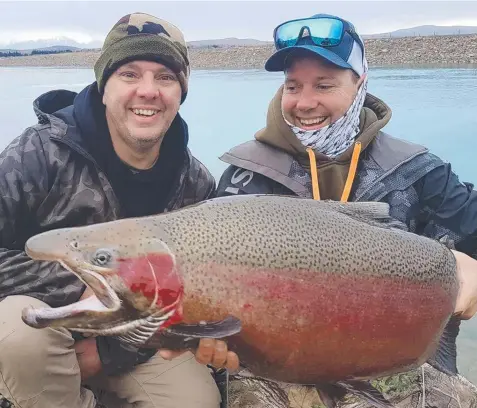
[300,117,327,125]
[133,109,158,117]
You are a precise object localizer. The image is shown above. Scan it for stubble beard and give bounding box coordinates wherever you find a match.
[126,130,165,153]
[117,119,168,154]
[107,110,172,156]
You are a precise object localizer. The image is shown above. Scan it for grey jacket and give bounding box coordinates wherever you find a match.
[217,133,477,259]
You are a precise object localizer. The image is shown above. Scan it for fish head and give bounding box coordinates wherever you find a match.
[21,218,184,337]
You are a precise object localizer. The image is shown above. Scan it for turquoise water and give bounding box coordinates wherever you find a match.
[0,66,477,380]
[1,66,475,184]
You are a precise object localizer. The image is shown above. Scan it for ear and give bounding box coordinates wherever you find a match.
[357,72,367,88]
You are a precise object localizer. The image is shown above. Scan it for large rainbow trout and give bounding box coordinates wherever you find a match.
[21,195,460,407]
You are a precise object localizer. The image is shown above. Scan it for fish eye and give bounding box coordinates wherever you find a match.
[92,249,113,266]
[70,241,79,250]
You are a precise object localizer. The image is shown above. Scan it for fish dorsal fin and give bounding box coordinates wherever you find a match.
[318,200,408,231]
[322,200,389,216]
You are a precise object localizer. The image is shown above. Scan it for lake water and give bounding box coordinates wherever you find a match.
[1,66,477,381]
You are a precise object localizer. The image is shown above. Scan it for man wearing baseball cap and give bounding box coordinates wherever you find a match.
[0,12,237,408]
[217,13,477,406]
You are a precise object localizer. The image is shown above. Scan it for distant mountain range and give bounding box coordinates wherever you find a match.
[0,37,102,53]
[0,45,84,55]
[187,37,271,47]
[1,25,477,54]
[362,25,477,39]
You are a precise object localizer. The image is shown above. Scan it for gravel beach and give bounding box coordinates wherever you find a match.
[1,34,476,69]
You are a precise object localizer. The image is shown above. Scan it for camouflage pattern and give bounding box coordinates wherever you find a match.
[0,91,214,309]
[0,86,214,326]
[217,144,476,259]
[227,364,477,408]
[94,12,190,103]
[282,144,477,258]
[0,87,215,375]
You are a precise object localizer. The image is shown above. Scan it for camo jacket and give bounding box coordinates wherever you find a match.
[216,135,477,260]
[0,88,215,373]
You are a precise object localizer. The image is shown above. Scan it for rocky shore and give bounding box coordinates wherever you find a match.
[1,34,476,69]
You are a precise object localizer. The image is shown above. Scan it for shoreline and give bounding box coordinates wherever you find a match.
[1,34,476,69]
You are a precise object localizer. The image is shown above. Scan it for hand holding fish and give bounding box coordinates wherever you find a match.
[74,337,102,381]
[452,250,477,320]
[159,338,240,372]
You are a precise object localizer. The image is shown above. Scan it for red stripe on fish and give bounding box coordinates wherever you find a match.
[183,263,456,383]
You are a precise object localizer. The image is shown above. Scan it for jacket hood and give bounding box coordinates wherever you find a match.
[254,85,392,165]
[33,89,78,124]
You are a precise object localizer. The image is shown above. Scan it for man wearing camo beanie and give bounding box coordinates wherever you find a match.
[95,12,190,103]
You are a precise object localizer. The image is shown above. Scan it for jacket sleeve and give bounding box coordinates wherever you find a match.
[416,159,477,258]
[182,156,217,203]
[199,161,217,200]
[0,128,86,305]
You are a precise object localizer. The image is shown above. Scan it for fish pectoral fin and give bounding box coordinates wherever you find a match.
[316,380,393,408]
[166,315,242,338]
[144,315,242,350]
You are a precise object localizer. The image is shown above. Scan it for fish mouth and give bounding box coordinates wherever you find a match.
[22,233,183,340]
[22,231,122,329]
[21,257,181,342]
[21,259,123,332]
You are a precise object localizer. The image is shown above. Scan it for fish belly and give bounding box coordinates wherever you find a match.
[182,262,455,384]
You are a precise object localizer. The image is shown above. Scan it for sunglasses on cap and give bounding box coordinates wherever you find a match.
[273,15,363,51]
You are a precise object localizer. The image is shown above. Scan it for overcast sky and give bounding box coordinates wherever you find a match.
[1,1,477,45]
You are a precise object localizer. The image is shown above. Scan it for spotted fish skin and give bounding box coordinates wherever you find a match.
[139,196,458,383]
[23,195,459,385]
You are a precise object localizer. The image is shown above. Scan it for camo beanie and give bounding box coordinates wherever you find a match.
[94,12,190,103]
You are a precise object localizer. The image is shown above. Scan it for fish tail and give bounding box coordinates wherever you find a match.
[316,380,394,408]
[426,316,460,375]
[315,383,347,408]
